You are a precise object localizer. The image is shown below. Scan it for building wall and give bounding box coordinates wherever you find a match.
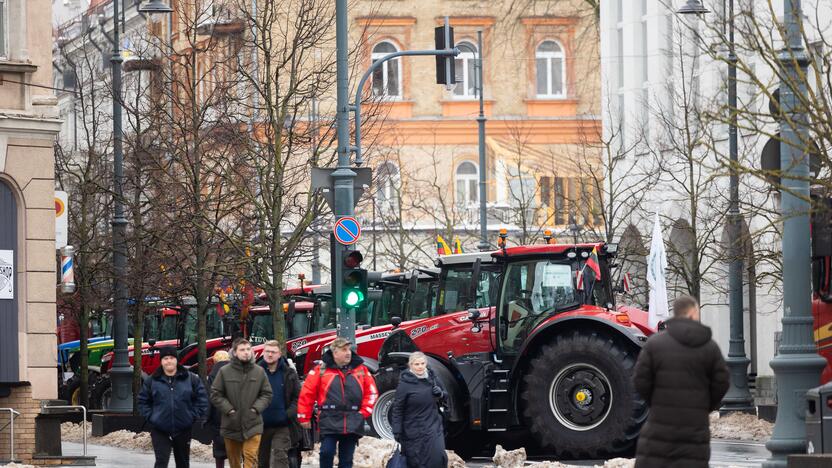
[0,0,61,463]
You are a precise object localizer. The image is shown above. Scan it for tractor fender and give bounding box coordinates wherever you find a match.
[519,315,647,361]
[361,356,379,374]
[87,366,102,375]
[376,342,464,423]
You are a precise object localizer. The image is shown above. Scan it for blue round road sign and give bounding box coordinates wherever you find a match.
[334,217,361,245]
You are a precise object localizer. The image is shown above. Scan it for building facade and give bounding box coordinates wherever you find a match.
[600,0,831,402]
[0,0,61,464]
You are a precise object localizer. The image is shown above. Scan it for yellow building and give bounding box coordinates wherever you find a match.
[0,0,61,464]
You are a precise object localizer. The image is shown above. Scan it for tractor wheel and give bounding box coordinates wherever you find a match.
[521,331,647,459]
[368,371,400,440]
[61,375,82,406]
[90,374,112,410]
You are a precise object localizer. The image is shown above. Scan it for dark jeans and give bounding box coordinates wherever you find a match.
[258,426,291,468]
[319,434,359,468]
[150,427,192,468]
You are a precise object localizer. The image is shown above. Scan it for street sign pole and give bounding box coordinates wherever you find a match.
[334,0,356,342]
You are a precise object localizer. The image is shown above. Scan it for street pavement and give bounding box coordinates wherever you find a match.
[64,440,768,467]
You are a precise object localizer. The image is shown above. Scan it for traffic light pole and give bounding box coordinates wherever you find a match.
[333,0,356,341]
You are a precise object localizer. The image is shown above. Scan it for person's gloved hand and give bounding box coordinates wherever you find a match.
[432,385,443,397]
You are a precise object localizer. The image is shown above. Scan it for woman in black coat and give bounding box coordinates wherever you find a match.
[390,352,448,468]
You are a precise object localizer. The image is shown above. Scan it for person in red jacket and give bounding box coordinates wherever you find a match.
[298,338,377,468]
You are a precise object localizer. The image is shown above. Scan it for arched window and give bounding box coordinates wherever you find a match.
[453,41,478,98]
[536,40,566,98]
[455,161,479,205]
[376,161,400,210]
[372,41,402,98]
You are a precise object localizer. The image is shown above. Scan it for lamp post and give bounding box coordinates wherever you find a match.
[475,30,489,252]
[763,0,826,465]
[677,0,754,414]
[568,214,582,245]
[108,0,172,413]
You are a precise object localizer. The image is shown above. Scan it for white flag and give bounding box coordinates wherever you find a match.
[647,212,669,329]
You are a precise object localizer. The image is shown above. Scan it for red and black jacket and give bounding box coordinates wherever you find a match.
[297,350,378,436]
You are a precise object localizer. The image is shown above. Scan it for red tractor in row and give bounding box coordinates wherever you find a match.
[310,242,653,459]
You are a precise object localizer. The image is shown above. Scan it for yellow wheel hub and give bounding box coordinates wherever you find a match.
[575,391,587,402]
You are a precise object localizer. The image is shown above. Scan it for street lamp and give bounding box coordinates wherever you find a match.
[678,0,754,414]
[568,214,582,245]
[108,0,172,413]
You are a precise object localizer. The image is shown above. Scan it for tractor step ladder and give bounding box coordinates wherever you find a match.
[486,368,510,432]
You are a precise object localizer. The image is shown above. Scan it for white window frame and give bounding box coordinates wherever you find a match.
[455,161,479,205]
[0,0,7,60]
[452,40,478,100]
[535,40,566,99]
[371,41,402,99]
[376,161,400,211]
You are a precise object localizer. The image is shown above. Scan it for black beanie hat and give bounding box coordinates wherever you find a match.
[158,346,177,361]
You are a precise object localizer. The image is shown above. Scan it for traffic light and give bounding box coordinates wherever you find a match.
[435,24,456,86]
[342,250,368,309]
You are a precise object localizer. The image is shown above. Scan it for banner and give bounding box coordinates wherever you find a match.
[0,250,13,300]
[55,191,68,249]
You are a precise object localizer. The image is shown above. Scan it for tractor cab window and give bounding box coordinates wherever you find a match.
[499,260,579,353]
[377,286,405,324]
[408,280,435,319]
[290,308,311,338]
[144,315,160,342]
[437,265,499,314]
[314,298,338,331]
[577,258,614,309]
[159,314,178,341]
[250,314,274,345]
[181,307,225,346]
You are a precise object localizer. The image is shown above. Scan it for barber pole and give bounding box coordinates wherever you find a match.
[60,245,76,294]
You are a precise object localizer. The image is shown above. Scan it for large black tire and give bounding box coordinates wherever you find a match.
[521,331,647,459]
[368,371,399,439]
[89,374,112,410]
[61,372,100,408]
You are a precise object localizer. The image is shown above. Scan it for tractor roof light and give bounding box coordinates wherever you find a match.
[543,229,554,245]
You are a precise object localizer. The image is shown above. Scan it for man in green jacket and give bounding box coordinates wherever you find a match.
[211,338,273,468]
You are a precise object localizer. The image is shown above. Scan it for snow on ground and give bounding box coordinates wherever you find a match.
[60,422,214,462]
[3,463,37,468]
[710,412,773,442]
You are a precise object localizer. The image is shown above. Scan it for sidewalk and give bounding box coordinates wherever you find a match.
[62,442,215,468]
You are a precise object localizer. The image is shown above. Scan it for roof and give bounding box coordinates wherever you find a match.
[435,251,498,266]
[495,242,607,258]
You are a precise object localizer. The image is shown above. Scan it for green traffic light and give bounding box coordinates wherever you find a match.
[345,289,363,307]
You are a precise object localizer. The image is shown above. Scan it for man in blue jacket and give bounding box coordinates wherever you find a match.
[138,346,210,468]
[258,340,300,468]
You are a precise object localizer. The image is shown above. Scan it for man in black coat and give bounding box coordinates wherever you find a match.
[138,346,210,468]
[633,295,730,468]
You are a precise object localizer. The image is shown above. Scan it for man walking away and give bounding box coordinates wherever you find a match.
[258,340,301,468]
[138,346,209,468]
[211,338,273,468]
[298,338,378,468]
[633,295,730,468]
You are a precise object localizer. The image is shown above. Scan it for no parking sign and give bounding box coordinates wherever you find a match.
[333,217,361,245]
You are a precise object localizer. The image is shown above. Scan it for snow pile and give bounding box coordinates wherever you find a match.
[60,422,214,462]
[710,412,773,441]
[493,444,527,467]
[531,459,634,468]
[301,437,463,468]
[3,463,37,468]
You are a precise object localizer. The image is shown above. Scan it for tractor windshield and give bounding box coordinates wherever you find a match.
[499,260,579,352]
[436,264,499,314]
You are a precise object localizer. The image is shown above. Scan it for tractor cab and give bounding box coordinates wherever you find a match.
[375,241,649,459]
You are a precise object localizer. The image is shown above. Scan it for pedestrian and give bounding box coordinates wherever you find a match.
[633,295,730,468]
[390,352,448,468]
[208,350,231,468]
[138,346,209,468]
[297,338,378,468]
[257,340,301,468]
[211,338,274,468]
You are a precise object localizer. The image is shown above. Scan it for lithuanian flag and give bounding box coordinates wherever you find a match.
[436,235,452,255]
[453,237,464,254]
[586,246,601,279]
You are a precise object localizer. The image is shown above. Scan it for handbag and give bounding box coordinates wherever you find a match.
[386,445,408,468]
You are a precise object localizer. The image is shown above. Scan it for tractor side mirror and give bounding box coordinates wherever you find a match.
[407,270,419,294]
[467,308,481,321]
[148,339,157,348]
[390,316,403,329]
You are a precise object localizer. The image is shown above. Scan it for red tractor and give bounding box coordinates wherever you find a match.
[370,242,651,459]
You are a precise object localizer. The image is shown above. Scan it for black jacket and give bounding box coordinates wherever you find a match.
[633,318,730,468]
[207,360,231,429]
[259,357,303,447]
[138,365,210,435]
[390,370,448,468]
